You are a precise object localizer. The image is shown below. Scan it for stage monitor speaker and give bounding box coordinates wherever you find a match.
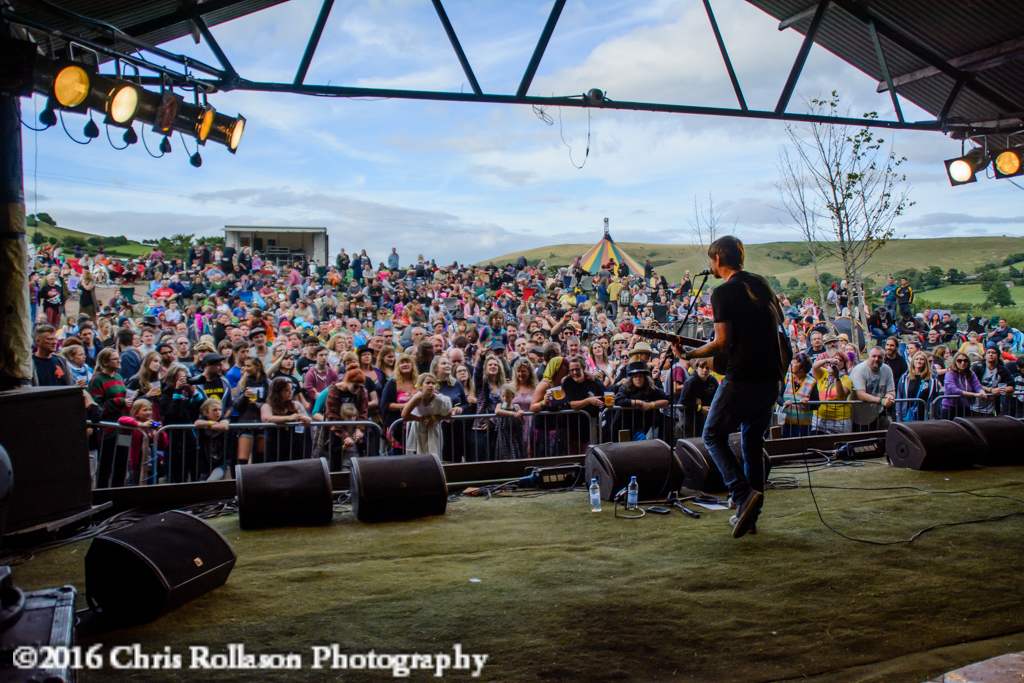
[674,435,771,493]
[349,454,447,523]
[585,440,683,502]
[85,510,236,623]
[236,458,333,530]
[952,416,1024,466]
[0,387,92,533]
[885,421,976,470]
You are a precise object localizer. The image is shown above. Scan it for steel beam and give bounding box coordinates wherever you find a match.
[516,0,566,98]
[778,6,817,31]
[877,36,1024,93]
[702,0,746,110]
[294,0,335,85]
[235,78,944,132]
[431,0,482,96]
[190,13,237,78]
[939,77,969,122]
[828,0,1020,114]
[868,19,902,123]
[774,0,829,115]
[122,0,263,38]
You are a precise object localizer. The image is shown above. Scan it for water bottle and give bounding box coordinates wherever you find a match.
[589,478,601,512]
[627,476,639,509]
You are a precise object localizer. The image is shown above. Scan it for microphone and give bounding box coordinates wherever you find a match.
[696,268,712,277]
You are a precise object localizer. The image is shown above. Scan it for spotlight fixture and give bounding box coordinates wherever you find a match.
[206,112,245,153]
[994,145,1024,179]
[172,101,216,142]
[944,148,989,186]
[159,135,172,154]
[52,64,90,108]
[584,88,605,105]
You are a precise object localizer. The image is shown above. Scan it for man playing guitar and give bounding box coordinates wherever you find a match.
[671,236,787,538]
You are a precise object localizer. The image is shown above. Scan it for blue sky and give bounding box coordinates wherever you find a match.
[19,0,1024,265]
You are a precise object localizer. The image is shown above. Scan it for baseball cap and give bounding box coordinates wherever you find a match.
[202,352,226,366]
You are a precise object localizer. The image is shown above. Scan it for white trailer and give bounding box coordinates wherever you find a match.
[223,226,329,266]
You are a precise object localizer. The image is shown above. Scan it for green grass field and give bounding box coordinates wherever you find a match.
[30,222,149,257]
[922,284,1015,306]
[485,236,1024,287]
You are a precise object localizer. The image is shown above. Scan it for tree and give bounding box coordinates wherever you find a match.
[36,212,56,226]
[25,214,37,227]
[946,268,964,285]
[978,270,1001,292]
[787,276,800,290]
[766,275,784,293]
[774,147,826,306]
[777,92,913,331]
[985,281,1014,308]
[46,236,57,246]
[922,266,944,290]
[31,232,45,246]
[688,193,723,271]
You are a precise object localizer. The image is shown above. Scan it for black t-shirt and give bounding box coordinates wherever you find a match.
[39,284,62,308]
[710,271,785,382]
[560,375,605,438]
[33,355,66,386]
[884,354,908,384]
[296,355,315,375]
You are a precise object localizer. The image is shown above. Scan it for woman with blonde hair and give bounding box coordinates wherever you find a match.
[931,345,950,379]
[375,345,397,385]
[78,270,97,320]
[896,351,942,421]
[125,351,163,412]
[941,351,986,419]
[380,353,418,452]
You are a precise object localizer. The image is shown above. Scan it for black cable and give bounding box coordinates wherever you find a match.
[59,111,91,145]
[20,115,50,132]
[558,106,590,169]
[803,460,1024,545]
[141,126,164,158]
[106,123,129,150]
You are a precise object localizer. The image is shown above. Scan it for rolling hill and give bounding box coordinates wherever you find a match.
[484,236,1024,286]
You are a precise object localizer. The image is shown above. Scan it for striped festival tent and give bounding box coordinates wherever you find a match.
[579,218,644,276]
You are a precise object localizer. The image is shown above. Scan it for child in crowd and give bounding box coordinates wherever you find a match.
[194,399,230,480]
[494,383,526,459]
[117,398,162,486]
[335,403,365,468]
[401,373,452,455]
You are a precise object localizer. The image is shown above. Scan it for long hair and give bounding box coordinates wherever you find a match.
[512,358,536,392]
[393,353,418,386]
[138,351,161,392]
[908,351,932,381]
[483,355,507,388]
[268,376,294,414]
[239,356,267,391]
[623,372,657,394]
[950,351,973,378]
[429,356,457,387]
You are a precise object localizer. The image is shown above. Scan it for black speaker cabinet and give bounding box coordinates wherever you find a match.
[585,440,683,502]
[85,511,236,623]
[886,421,976,470]
[0,583,76,683]
[0,387,92,533]
[236,458,333,530]
[349,454,447,523]
[953,416,1024,466]
[674,434,772,493]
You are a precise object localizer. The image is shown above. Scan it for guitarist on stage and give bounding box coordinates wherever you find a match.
[672,236,788,539]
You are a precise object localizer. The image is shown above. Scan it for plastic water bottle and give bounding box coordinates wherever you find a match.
[627,476,639,510]
[589,478,601,512]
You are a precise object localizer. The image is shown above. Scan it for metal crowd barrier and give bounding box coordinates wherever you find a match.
[929,392,1020,420]
[93,420,384,488]
[387,410,597,462]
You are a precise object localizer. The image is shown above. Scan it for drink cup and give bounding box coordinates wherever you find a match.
[552,386,565,401]
[604,392,614,407]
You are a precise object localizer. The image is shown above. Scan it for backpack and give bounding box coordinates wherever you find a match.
[618,288,631,306]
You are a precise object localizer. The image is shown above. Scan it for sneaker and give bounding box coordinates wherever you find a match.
[731,489,763,539]
[730,515,757,535]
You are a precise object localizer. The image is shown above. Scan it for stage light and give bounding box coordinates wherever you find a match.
[53,65,90,108]
[172,102,216,142]
[159,135,172,154]
[944,148,988,186]
[106,84,139,124]
[207,112,245,153]
[994,146,1024,179]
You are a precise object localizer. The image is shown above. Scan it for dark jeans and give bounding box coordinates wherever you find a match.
[702,378,780,504]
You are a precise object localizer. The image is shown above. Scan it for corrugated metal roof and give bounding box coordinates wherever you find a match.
[745,0,1024,146]
[6,0,289,69]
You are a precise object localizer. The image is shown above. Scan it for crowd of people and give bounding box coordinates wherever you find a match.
[26,238,1024,488]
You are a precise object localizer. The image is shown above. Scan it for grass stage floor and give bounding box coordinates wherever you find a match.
[12,461,1024,682]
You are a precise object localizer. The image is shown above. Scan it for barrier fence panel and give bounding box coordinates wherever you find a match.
[599,405,698,445]
[388,410,596,462]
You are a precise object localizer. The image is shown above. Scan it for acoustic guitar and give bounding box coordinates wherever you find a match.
[633,327,728,375]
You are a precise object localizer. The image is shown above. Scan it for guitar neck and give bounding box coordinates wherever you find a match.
[634,328,706,348]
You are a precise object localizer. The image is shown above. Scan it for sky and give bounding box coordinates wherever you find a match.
[18,0,1024,266]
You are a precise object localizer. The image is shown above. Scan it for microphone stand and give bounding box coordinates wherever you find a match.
[668,271,710,442]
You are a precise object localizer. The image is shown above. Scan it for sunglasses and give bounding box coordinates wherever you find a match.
[956,359,969,365]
